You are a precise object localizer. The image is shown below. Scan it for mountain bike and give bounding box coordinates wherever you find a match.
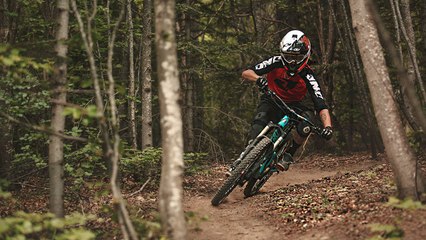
[211,89,324,206]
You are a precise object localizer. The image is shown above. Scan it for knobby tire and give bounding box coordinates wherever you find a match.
[243,138,274,197]
[211,138,272,206]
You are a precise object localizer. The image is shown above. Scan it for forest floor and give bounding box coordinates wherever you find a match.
[1,152,426,239]
[183,152,426,240]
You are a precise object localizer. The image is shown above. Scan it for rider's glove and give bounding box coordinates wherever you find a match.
[321,126,333,140]
[256,77,268,91]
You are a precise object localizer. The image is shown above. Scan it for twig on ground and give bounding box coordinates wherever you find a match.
[10,166,48,183]
[18,182,49,190]
[296,133,312,162]
[127,177,152,197]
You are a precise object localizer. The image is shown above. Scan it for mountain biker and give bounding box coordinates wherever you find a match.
[228,29,333,175]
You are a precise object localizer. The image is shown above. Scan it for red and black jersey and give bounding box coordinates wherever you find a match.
[249,55,328,112]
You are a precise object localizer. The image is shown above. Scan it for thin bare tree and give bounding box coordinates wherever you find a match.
[395,0,426,103]
[71,1,138,238]
[154,0,187,238]
[349,0,425,199]
[388,0,422,133]
[127,0,137,149]
[141,0,153,150]
[339,0,383,157]
[181,0,194,152]
[48,0,69,218]
[0,0,13,184]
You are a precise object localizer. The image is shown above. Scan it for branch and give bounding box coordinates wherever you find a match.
[126,177,152,197]
[0,112,87,142]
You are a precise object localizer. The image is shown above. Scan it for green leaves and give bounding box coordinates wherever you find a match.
[0,212,95,240]
[63,105,99,120]
[385,197,425,210]
[368,223,404,240]
[56,229,96,240]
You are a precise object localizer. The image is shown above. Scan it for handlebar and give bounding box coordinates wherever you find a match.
[262,89,323,135]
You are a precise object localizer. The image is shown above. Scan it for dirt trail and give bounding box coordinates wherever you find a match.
[184,162,378,240]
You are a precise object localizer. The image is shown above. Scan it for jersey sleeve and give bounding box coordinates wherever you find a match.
[248,56,284,75]
[299,68,328,112]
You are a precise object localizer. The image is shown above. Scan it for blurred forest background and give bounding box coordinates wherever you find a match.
[0,0,425,239]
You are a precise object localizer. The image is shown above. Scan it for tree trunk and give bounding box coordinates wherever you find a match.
[349,0,425,199]
[397,0,426,103]
[181,0,194,152]
[154,0,187,239]
[141,0,153,150]
[372,0,426,142]
[341,0,383,157]
[0,0,12,181]
[48,0,69,218]
[0,0,9,42]
[71,1,138,238]
[423,2,426,53]
[0,121,12,182]
[127,0,137,149]
[389,0,420,133]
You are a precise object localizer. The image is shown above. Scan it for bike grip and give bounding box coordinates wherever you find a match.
[312,126,323,134]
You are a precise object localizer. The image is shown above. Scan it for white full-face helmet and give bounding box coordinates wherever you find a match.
[279,30,311,75]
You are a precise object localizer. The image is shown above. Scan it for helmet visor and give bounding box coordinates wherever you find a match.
[281,53,305,64]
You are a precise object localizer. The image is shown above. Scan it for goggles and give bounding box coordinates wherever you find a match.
[281,52,306,64]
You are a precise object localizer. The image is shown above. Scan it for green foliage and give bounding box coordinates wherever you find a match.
[185,211,209,233]
[64,141,105,186]
[131,218,166,240]
[406,129,424,154]
[367,223,404,240]
[0,46,51,118]
[13,132,48,171]
[121,147,209,182]
[184,152,209,175]
[0,45,52,175]
[121,147,162,182]
[0,212,95,240]
[385,197,426,210]
[0,185,12,199]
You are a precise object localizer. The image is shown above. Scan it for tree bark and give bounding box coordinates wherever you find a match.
[396,0,426,103]
[341,0,383,157]
[349,0,425,199]
[0,0,9,42]
[127,0,137,149]
[0,0,13,181]
[141,0,153,150]
[388,0,420,133]
[0,121,12,182]
[181,0,194,152]
[154,0,187,239]
[372,0,426,139]
[319,0,336,109]
[48,0,69,218]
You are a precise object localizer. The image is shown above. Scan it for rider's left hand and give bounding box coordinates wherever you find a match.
[256,77,268,91]
[321,126,333,140]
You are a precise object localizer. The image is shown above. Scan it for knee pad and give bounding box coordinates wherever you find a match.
[250,112,268,139]
[250,123,265,140]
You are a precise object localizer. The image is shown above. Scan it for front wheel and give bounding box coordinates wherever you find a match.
[211,137,272,206]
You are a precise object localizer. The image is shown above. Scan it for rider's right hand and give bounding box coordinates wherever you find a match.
[321,126,333,140]
[256,77,268,91]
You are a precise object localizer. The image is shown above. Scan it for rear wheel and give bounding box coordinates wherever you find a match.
[244,170,273,197]
[211,138,272,206]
